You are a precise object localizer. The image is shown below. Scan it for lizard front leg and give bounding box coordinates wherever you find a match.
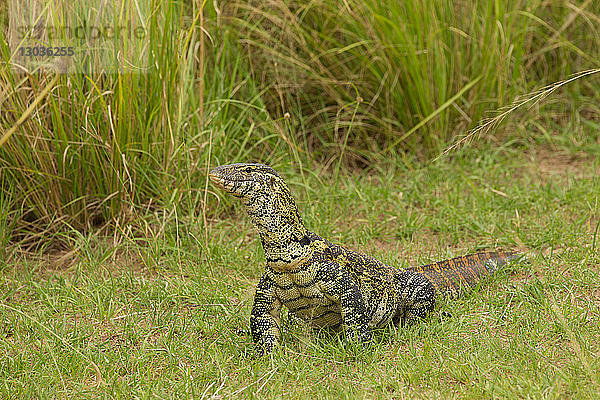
[319,263,372,345]
[250,273,282,358]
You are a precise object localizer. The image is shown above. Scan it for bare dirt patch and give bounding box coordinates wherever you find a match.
[528,147,599,180]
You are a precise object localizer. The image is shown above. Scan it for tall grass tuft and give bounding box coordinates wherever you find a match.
[0,1,288,246]
[228,0,600,161]
[0,0,598,245]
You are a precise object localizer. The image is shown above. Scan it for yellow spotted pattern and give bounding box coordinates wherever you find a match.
[209,163,519,357]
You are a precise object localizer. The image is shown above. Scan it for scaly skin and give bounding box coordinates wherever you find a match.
[406,251,520,298]
[209,163,518,357]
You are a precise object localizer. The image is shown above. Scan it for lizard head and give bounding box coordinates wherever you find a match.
[209,163,309,250]
[209,163,284,199]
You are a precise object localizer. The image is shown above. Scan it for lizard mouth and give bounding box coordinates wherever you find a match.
[208,173,225,188]
[209,166,262,197]
[208,172,252,196]
[209,172,256,185]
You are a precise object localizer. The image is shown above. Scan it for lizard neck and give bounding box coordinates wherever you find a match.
[242,190,312,271]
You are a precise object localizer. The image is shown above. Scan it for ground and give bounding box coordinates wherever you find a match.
[1,144,599,399]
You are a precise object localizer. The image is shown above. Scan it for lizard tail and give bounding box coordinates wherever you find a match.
[406,251,521,298]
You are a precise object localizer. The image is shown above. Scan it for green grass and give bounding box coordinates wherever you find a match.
[0,0,293,240]
[229,0,600,158]
[1,139,599,398]
[1,0,599,238]
[1,0,600,397]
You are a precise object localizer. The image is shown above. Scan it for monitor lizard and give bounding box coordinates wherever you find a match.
[209,163,519,357]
